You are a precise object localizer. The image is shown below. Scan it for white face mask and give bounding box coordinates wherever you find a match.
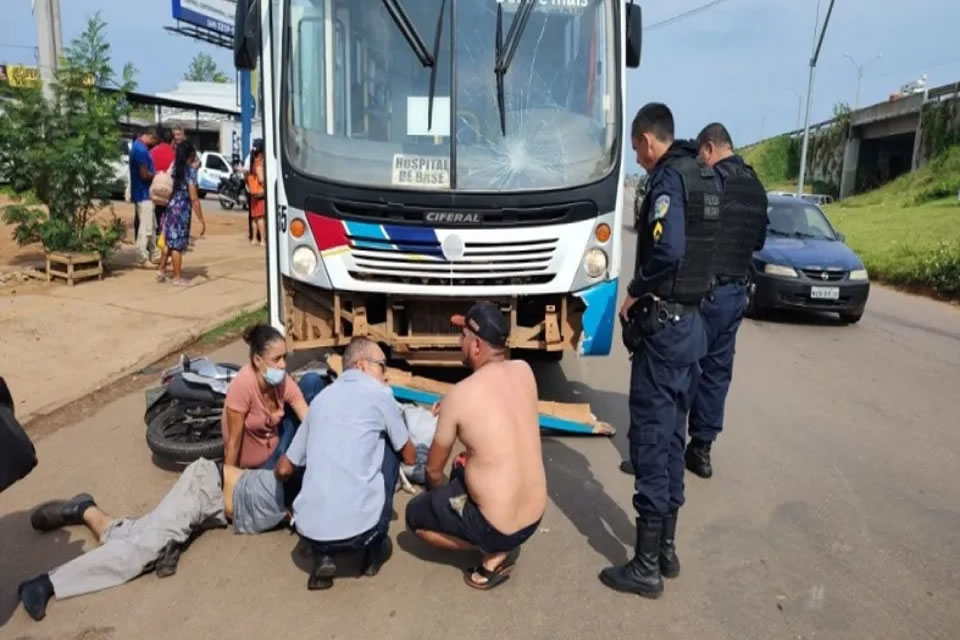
[263,367,285,386]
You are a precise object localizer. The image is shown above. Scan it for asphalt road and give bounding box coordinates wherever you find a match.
[1,229,958,639]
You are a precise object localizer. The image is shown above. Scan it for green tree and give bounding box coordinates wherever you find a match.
[0,12,137,258]
[184,52,230,83]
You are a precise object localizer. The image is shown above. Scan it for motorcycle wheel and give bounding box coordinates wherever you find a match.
[146,397,224,464]
[218,196,235,210]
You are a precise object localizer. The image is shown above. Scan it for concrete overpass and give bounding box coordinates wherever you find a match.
[743,81,960,199]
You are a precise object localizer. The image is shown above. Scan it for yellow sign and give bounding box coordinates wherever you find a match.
[0,65,93,88]
[6,65,41,88]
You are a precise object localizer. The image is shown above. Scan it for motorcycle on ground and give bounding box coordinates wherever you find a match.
[216,170,248,211]
[144,354,336,465]
[144,355,238,463]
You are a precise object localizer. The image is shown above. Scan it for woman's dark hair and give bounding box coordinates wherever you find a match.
[242,323,284,361]
[172,140,197,194]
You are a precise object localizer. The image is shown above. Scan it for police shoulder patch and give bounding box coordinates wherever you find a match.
[650,195,671,221]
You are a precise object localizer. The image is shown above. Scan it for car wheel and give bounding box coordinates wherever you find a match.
[839,310,863,324]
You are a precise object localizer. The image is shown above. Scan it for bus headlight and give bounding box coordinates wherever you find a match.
[291,246,318,277]
[584,248,608,278]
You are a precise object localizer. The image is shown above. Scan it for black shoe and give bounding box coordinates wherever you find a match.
[308,554,336,590]
[599,516,664,599]
[685,439,713,478]
[362,536,393,577]
[30,494,96,532]
[156,540,182,578]
[618,460,635,475]
[659,509,680,579]
[18,574,54,621]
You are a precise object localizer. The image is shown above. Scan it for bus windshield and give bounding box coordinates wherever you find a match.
[283,0,618,193]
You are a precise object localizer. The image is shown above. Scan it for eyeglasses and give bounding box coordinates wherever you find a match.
[367,359,387,372]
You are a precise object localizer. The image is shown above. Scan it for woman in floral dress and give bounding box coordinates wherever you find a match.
[157,141,206,286]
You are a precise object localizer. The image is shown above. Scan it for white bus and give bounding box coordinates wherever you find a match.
[235,0,641,366]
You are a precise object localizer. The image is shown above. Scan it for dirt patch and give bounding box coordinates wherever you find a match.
[22,321,250,442]
[1,195,250,271]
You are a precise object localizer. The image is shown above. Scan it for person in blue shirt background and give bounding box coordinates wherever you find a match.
[129,127,158,266]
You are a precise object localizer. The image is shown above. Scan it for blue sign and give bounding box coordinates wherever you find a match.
[172,0,235,35]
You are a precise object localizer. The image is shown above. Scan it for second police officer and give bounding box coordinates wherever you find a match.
[601,103,720,599]
[685,123,769,478]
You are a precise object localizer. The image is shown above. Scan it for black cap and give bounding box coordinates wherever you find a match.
[451,302,508,349]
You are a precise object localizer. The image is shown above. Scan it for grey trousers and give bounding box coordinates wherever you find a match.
[49,459,226,600]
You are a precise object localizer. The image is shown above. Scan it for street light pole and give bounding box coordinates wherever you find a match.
[32,0,63,102]
[843,52,882,110]
[797,0,837,198]
[789,89,803,131]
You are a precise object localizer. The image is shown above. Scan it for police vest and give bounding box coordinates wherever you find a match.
[637,147,721,304]
[714,160,768,280]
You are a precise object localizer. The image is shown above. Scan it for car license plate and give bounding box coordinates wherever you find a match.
[810,286,840,300]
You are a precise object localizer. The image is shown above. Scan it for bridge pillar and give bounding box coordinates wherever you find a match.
[840,134,861,200]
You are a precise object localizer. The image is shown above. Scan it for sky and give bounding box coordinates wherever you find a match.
[3,0,960,174]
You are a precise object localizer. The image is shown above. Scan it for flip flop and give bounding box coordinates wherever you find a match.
[463,564,512,591]
[463,548,521,591]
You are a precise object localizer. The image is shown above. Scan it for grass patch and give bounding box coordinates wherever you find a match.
[826,198,960,298]
[741,135,799,188]
[824,144,960,298]
[199,305,269,345]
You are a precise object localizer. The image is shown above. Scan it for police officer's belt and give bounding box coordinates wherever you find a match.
[714,275,749,286]
[658,300,700,317]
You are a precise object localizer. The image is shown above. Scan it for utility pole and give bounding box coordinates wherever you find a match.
[797,0,836,197]
[843,52,882,110]
[32,0,63,102]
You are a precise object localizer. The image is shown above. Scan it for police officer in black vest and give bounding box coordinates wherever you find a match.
[600,104,720,599]
[684,123,768,478]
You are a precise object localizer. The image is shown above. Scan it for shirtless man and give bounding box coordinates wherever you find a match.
[405,302,547,590]
[18,459,291,621]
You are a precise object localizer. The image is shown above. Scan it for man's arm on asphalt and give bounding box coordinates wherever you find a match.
[425,389,459,489]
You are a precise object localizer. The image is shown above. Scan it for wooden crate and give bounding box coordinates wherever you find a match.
[46,251,103,286]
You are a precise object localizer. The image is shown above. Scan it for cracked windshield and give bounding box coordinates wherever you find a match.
[284,0,617,191]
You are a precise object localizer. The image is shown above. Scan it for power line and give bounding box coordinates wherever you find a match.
[645,0,736,32]
[0,43,37,50]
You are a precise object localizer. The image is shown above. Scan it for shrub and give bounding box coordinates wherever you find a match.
[0,13,136,259]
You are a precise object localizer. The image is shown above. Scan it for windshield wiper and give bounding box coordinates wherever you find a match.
[494,0,537,135]
[380,0,446,132]
[427,0,446,131]
[768,229,792,237]
[381,0,433,66]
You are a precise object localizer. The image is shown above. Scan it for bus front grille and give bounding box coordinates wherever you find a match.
[345,236,559,286]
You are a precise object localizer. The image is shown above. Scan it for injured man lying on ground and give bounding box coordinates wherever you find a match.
[17,458,293,621]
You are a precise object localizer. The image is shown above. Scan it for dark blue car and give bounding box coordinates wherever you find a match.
[748,195,870,323]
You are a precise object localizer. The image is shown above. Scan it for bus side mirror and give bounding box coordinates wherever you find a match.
[626,3,642,69]
[234,0,261,70]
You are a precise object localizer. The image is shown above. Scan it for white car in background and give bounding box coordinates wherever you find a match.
[108,138,132,201]
[196,151,232,199]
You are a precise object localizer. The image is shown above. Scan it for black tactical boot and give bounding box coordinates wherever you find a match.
[685,439,713,478]
[659,510,680,578]
[30,494,96,532]
[362,536,393,577]
[308,554,336,590]
[618,460,635,475]
[156,540,183,578]
[18,574,54,621]
[599,515,664,598]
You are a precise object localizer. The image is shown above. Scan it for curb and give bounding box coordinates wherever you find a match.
[21,298,266,426]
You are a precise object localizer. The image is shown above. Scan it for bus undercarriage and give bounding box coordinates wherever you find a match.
[283,277,588,365]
